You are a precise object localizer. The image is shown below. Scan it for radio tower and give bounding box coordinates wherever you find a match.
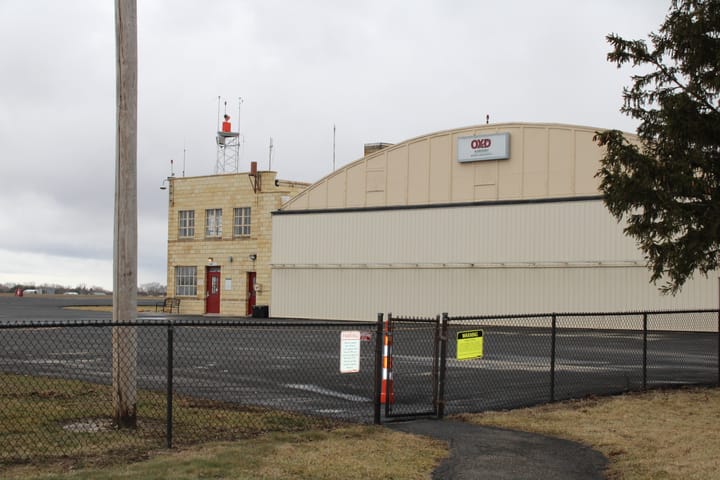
[215,97,241,173]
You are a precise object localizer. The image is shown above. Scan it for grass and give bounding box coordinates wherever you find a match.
[3,428,446,480]
[457,386,720,480]
[4,373,720,479]
[0,373,445,479]
[0,373,342,463]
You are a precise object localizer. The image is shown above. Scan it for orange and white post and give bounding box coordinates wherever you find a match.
[381,316,395,404]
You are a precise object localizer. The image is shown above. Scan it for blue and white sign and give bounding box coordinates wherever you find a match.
[457,133,510,162]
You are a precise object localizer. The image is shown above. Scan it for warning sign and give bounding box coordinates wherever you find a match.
[340,331,361,373]
[456,329,483,360]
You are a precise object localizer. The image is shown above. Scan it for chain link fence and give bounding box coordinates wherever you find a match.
[0,319,377,464]
[439,310,719,415]
[2,310,718,463]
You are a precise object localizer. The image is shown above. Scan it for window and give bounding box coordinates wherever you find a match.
[175,266,197,296]
[233,207,251,237]
[178,210,195,238]
[205,209,222,237]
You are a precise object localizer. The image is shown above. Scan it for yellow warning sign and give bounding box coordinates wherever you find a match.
[456,329,483,360]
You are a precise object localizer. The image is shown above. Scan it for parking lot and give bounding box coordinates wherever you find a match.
[1,295,718,423]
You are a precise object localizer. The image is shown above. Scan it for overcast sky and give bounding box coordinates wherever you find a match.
[0,0,670,291]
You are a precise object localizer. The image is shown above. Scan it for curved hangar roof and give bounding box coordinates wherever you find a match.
[282,123,636,212]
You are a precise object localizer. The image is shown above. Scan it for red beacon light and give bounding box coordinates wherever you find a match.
[222,114,232,133]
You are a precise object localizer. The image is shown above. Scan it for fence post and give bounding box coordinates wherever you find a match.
[383,314,395,418]
[373,313,384,425]
[643,313,648,391]
[166,322,174,448]
[437,313,449,419]
[550,314,556,403]
[432,315,440,417]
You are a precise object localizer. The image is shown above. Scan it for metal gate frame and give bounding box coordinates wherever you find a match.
[374,313,448,422]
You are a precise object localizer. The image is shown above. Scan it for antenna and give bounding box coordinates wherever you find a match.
[182,143,186,177]
[268,137,273,171]
[238,97,243,134]
[333,124,336,171]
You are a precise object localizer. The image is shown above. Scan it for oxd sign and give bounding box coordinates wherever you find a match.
[457,133,510,162]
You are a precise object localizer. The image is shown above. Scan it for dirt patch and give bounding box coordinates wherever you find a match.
[62,418,114,433]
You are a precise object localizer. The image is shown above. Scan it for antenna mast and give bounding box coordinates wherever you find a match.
[268,137,274,171]
[215,96,241,174]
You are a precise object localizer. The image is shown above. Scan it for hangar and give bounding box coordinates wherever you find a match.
[271,123,717,321]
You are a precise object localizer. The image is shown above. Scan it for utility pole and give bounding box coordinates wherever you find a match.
[113,0,138,428]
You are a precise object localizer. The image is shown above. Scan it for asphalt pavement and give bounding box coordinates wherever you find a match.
[389,419,607,480]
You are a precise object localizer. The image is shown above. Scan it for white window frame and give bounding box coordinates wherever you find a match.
[233,207,251,237]
[205,208,222,238]
[175,266,197,296]
[178,210,195,238]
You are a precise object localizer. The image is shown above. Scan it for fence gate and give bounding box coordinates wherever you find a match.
[380,313,446,420]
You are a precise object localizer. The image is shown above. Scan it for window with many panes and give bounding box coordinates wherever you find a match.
[233,207,251,237]
[205,209,222,237]
[175,266,197,296]
[178,210,195,238]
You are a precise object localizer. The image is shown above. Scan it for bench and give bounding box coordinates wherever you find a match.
[155,297,181,314]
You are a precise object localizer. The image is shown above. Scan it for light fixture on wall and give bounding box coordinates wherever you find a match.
[159,177,174,206]
[248,254,257,262]
[207,257,214,264]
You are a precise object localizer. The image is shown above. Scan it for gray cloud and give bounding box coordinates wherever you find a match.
[0,0,670,289]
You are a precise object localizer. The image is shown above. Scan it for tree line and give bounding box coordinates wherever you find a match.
[0,282,166,296]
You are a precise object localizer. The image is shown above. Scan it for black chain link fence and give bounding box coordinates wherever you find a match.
[0,319,378,464]
[2,310,718,463]
[381,315,441,419]
[439,310,720,415]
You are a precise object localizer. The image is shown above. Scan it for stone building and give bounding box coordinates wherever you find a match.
[165,167,308,315]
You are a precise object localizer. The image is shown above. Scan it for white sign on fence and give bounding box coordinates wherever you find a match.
[340,330,361,373]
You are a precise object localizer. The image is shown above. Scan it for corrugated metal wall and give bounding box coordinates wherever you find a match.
[271,199,718,320]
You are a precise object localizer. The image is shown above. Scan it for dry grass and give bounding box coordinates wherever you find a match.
[5,372,720,479]
[457,387,720,480]
[4,428,445,480]
[1,373,341,469]
[0,373,445,480]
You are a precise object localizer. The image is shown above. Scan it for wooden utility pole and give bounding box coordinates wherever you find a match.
[113,0,138,428]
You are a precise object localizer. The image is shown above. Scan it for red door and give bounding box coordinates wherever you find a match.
[206,268,221,314]
[246,271,256,315]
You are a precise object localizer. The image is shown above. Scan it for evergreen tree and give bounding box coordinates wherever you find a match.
[595,0,720,293]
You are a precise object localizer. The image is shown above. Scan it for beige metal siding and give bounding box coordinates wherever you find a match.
[272,122,713,323]
[272,266,717,322]
[273,200,640,265]
[282,123,625,211]
[271,200,717,320]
